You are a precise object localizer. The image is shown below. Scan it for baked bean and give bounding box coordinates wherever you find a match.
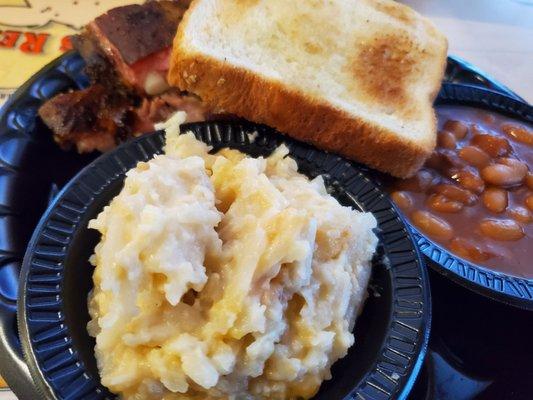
[391,191,413,211]
[501,123,533,145]
[526,173,533,190]
[498,157,528,176]
[432,184,477,205]
[425,151,441,170]
[431,149,467,178]
[472,134,511,157]
[450,238,493,263]
[480,164,526,187]
[479,219,525,241]
[482,188,508,213]
[439,149,466,169]
[508,206,533,224]
[411,211,454,241]
[438,130,457,149]
[458,146,491,169]
[397,169,435,192]
[427,194,464,213]
[455,170,485,194]
[427,150,466,177]
[443,120,468,139]
[526,194,533,211]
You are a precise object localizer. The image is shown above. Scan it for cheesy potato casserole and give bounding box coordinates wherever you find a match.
[88,113,378,399]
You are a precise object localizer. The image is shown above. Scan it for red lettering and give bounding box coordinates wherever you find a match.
[0,30,21,48]
[60,35,73,52]
[19,32,49,54]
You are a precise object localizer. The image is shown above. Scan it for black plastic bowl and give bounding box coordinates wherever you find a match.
[18,122,430,400]
[403,84,533,310]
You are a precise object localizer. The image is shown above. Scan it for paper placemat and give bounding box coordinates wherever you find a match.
[0,0,142,106]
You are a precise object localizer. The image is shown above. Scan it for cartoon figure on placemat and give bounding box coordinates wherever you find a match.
[0,0,142,29]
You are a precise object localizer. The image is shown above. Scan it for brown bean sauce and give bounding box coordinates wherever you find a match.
[387,106,533,278]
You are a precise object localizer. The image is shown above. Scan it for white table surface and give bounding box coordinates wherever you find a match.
[402,0,533,103]
[0,391,16,400]
[2,1,532,399]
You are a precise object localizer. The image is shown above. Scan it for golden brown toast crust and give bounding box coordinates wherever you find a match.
[168,0,446,178]
[169,55,429,178]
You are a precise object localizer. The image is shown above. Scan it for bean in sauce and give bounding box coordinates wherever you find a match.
[388,106,533,278]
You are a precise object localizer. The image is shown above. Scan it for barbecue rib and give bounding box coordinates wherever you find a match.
[39,0,206,154]
[75,0,190,95]
[39,85,130,153]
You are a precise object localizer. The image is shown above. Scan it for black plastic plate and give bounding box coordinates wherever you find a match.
[19,123,430,399]
[0,50,527,399]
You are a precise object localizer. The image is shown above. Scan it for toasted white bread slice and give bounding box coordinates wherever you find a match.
[168,0,448,177]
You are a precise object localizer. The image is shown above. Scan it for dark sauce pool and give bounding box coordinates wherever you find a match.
[386,106,533,278]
